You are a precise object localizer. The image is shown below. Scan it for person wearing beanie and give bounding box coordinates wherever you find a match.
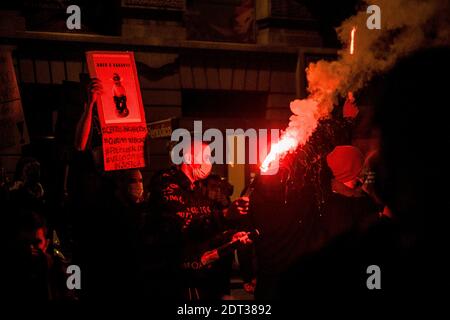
[280,145,380,298]
[326,145,365,194]
[322,145,380,243]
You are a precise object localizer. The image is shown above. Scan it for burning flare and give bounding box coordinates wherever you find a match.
[350,26,356,55]
[260,135,297,173]
[261,99,319,173]
[260,0,450,174]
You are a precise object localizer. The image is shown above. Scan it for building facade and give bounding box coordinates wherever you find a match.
[1,0,337,197]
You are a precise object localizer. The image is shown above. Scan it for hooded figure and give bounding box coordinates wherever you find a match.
[321,145,379,240]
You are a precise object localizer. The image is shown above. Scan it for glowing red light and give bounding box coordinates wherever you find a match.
[260,99,319,174]
[260,134,297,173]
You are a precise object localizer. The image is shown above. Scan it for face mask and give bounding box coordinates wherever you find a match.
[192,162,212,181]
[128,182,144,203]
[182,143,212,182]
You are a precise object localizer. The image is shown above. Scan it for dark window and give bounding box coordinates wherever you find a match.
[185,0,256,43]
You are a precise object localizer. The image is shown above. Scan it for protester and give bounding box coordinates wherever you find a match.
[320,145,379,241]
[8,157,46,216]
[5,211,72,301]
[250,94,360,300]
[277,47,450,300]
[71,168,146,301]
[143,142,253,300]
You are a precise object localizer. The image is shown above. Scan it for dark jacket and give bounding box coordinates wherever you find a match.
[250,117,361,299]
[317,182,380,248]
[143,167,234,300]
[72,173,144,301]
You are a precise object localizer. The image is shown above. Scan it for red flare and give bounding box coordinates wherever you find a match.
[350,26,356,55]
[260,134,297,173]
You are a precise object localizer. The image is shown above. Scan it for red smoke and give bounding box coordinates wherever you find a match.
[260,0,449,174]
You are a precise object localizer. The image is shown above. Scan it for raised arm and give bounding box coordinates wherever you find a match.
[74,78,103,151]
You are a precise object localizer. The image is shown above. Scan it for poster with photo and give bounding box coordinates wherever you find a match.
[86,51,147,171]
[86,51,145,124]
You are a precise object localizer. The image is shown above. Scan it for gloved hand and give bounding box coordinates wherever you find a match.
[231,231,253,245]
[200,249,219,266]
[87,78,103,106]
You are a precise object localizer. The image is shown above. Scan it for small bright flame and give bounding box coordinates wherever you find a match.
[260,99,319,174]
[350,26,356,55]
[260,134,297,173]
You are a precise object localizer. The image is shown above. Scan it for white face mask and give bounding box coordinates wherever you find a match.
[183,144,212,182]
[192,162,212,181]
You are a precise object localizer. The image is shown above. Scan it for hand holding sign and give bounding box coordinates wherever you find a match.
[86,51,147,171]
[87,78,104,106]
